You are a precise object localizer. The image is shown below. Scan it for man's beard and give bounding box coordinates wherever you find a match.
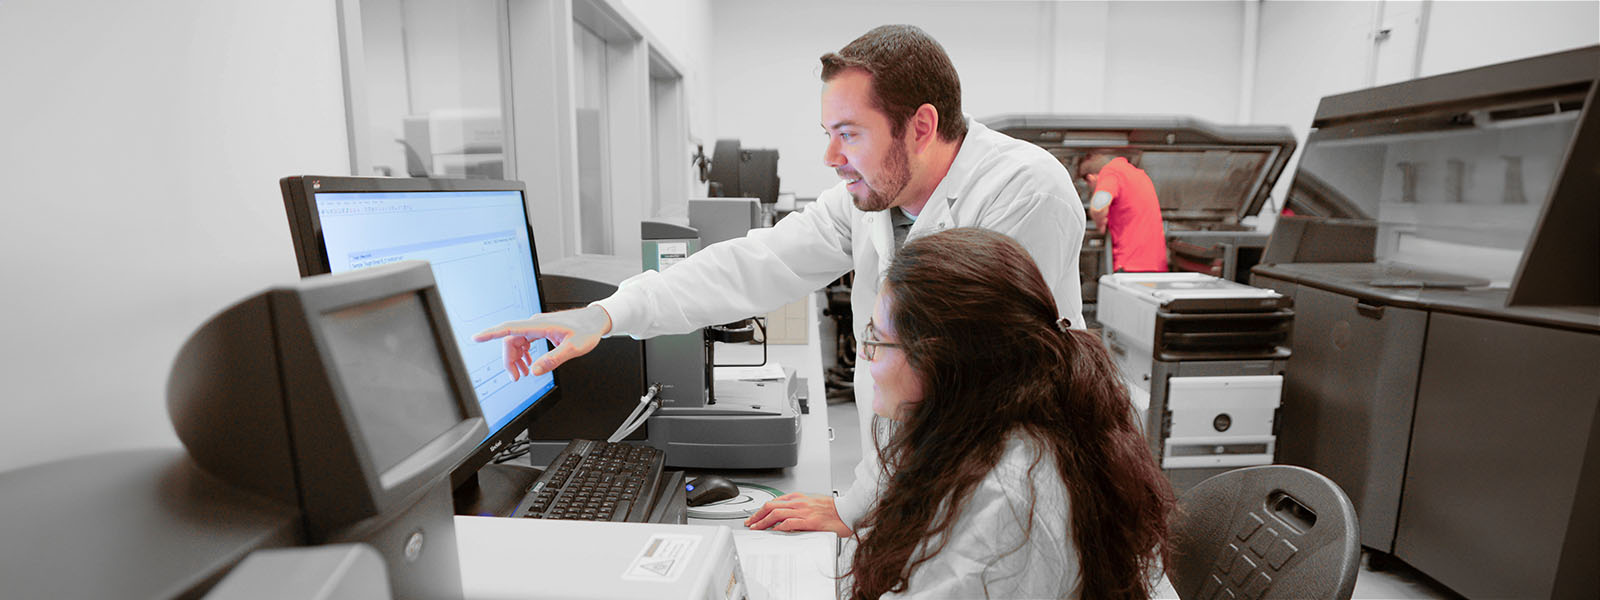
[852,139,911,212]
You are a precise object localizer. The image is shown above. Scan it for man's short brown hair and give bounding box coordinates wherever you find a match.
[1077,152,1117,179]
[1078,151,1141,179]
[820,25,967,142]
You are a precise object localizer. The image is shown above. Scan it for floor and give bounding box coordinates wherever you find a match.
[824,401,1459,599]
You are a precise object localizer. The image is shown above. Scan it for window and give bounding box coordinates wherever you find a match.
[573,22,613,253]
[650,50,690,223]
[350,0,511,180]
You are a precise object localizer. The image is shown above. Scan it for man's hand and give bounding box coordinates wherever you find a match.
[472,305,612,380]
[744,493,853,538]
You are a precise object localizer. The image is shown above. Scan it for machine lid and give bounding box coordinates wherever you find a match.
[1102,272,1282,302]
[984,114,1298,227]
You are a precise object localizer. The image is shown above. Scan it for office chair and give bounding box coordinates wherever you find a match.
[1169,465,1360,600]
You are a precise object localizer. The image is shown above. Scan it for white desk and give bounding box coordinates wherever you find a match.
[457,516,837,600]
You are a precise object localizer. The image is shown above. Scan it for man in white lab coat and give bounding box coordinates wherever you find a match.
[476,24,1085,537]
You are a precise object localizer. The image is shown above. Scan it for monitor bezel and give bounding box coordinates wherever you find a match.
[279,262,488,527]
[280,175,565,491]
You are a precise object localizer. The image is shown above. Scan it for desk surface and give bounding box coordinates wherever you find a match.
[456,516,837,600]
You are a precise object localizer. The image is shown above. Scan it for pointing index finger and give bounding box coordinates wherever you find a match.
[474,319,562,343]
[473,322,516,342]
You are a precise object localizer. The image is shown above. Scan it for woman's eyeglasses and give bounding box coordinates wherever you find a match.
[859,318,900,361]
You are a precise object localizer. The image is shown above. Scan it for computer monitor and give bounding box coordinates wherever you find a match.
[280,176,561,513]
[167,260,485,599]
[707,138,780,204]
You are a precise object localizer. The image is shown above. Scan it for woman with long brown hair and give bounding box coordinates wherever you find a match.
[832,227,1172,598]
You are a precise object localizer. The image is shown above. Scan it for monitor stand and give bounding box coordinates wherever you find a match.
[452,463,540,517]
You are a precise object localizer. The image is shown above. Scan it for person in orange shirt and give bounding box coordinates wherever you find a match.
[1079,152,1169,272]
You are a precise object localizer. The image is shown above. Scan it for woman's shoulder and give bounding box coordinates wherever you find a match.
[975,433,1070,513]
[989,432,1058,477]
[920,432,1077,598]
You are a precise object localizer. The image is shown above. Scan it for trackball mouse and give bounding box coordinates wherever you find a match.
[686,475,740,507]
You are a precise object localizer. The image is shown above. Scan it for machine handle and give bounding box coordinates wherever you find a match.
[1355,301,1386,319]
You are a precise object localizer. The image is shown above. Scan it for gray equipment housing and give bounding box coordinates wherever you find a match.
[534,254,800,470]
[0,449,300,599]
[1251,45,1600,598]
[1098,272,1292,495]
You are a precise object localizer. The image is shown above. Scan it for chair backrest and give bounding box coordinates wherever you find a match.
[1169,465,1360,600]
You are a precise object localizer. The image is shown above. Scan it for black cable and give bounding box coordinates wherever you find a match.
[492,438,532,464]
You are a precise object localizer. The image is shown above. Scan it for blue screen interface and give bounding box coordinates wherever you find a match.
[314,189,555,438]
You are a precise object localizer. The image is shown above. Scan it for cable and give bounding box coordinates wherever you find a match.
[607,383,663,444]
[492,437,531,464]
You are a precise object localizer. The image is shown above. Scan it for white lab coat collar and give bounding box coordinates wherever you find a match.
[906,116,989,240]
[872,116,990,282]
[868,210,896,287]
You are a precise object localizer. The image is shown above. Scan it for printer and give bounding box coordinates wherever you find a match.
[1097,272,1293,494]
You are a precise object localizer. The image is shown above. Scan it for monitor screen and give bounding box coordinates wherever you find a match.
[319,291,467,474]
[309,188,555,439]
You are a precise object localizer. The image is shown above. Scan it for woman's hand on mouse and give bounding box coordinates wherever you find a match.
[744,493,853,538]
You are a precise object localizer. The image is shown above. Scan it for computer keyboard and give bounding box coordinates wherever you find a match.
[511,439,665,522]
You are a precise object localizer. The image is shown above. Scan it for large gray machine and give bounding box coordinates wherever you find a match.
[1251,46,1599,598]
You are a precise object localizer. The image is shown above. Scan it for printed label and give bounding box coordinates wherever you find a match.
[622,533,701,582]
[658,242,689,270]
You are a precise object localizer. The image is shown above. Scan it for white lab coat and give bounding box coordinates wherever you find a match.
[595,116,1086,524]
[842,433,1081,599]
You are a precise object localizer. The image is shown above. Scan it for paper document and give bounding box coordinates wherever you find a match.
[715,362,787,381]
[732,530,837,600]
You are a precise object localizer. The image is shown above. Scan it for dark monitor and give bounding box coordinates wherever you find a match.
[167,261,485,599]
[708,138,781,204]
[280,176,560,512]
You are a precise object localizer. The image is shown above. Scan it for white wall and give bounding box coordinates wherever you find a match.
[707,0,1055,197]
[1103,1,1246,123]
[703,0,1595,211]
[615,0,716,200]
[1252,0,1384,216]
[705,0,1253,198]
[1251,0,1598,219]
[0,1,350,472]
[359,0,509,178]
[618,0,716,124]
[1419,0,1598,77]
